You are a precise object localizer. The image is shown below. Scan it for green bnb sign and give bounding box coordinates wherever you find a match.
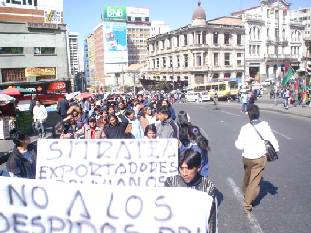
[104,6,126,21]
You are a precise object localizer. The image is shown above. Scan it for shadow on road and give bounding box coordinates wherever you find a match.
[215,189,224,207]
[253,178,278,207]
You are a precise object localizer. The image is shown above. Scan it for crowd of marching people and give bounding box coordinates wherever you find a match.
[0,92,218,232]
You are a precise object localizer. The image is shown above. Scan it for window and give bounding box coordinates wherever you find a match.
[169,56,173,67]
[135,17,142,21]
[224,73,231,79]
[267,28,270,40]
[282,10,287,20]
[237,34,242,45]
[184,54,188,67]
[224,53,230,66]
[34,47,55,55]
[224,34,230,45]
[213,32,218,45]
[212,73,219,80]
[275,10,279,20]
[176,36,180,47]
[0,47,23,54]
[177,55,180,67]
[156,58,159,68]
[202,31,206,44]
[196,54,202,66]
[214,53,219,66]
[162,57,166,68]
[196,33,201,44]
[267,9,270,18]
[275,28,279,41]
[184,34,188,46]
[237,53,242,66]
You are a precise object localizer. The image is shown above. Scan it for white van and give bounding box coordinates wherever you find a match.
[185,92,201,102]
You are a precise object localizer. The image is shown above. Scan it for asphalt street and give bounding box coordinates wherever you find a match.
[174,102,311,233]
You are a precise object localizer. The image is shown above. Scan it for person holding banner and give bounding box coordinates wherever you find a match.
[7,131,37,179]
[165,148,218,233]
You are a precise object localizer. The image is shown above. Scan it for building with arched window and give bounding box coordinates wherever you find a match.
[232,0,304,83]
[145,1,245,90]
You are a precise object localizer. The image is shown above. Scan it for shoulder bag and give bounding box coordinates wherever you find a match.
[251,123,278,162]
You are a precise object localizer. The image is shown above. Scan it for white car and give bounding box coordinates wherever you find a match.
[200,91,211,102]
[185,92,201,102]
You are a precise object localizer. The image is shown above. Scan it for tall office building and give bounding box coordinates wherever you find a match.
[151,20,170,37]
[68,32,80,75]
[126,7,151,65]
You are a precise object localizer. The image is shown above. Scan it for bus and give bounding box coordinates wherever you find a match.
[194,80,239,100]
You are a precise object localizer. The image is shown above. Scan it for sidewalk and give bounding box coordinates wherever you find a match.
[221,96,311,119]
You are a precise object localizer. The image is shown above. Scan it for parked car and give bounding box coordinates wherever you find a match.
[185,92,201,102]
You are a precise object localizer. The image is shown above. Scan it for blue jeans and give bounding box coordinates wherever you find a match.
[34,121,45,137]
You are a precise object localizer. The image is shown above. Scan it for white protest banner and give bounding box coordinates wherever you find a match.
[36,139,178,186]
[0,177,213,233]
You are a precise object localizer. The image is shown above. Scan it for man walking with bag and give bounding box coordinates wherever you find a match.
[235,104,279,214]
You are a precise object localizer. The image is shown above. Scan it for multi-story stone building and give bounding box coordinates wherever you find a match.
[232,0,305,82]
[146,1,245,89]
[291,8,311,68]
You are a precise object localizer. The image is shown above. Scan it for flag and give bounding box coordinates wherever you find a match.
[281,67,295,86]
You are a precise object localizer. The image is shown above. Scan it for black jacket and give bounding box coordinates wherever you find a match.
[7,143,37,179]
[104,123,127,139]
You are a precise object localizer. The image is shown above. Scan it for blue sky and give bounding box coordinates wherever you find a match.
[64,0,311,64]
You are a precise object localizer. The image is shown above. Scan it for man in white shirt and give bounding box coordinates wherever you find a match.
[235,104,279,214]
[33,100,48,138]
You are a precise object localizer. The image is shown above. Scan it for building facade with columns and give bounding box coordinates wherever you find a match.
[232,0,305,82]
[145,2,245,90]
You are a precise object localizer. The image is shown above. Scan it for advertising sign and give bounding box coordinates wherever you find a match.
[25,67,56,77]
[103,6,126,22]
[36,139,178,186]
[44,10,62,24]
[0,177,213,232]
[126,7,150,18]
[104,21,128,64]
[2,0,63,11]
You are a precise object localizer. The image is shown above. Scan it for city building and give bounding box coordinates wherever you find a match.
[83,40,90,86]
[291,8,311,68]
[68,32,80,75]
[84,33,96,88]
[0,0,70,92]
[94,24,105,87]
[146,1,245,90]
[126,7,151,65]
[151,20,170,37]
[232,0,305,82]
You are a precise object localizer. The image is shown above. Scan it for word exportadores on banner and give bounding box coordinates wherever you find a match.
[0,177,213,233]
[36,139,179,186]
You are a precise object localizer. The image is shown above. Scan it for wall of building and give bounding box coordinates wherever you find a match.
[0,22,69,82]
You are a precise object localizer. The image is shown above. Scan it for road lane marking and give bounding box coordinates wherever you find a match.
[227,177,264,233]
[220,110,240,117]
[272,130,292,140]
